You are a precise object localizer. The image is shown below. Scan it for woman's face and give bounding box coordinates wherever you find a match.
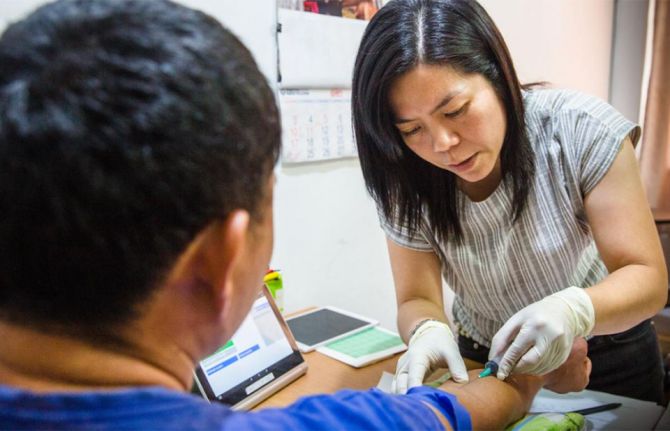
[389,64,507,187]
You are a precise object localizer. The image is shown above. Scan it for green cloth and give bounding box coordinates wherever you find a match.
[505,412,585,431]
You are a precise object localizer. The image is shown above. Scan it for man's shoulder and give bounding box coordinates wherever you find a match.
[0,385,463,430]
[0,385,233,430]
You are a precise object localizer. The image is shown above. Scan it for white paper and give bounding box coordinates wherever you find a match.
[279,89,356,163]
[377,371,394,393]
[278,9,367,88]
[531,388,664,430]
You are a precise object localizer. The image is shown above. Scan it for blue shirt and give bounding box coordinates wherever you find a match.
[0,384,471,430]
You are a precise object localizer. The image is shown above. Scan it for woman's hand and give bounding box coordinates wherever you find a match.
[392,320,469,394]
[489,286,595,379]
[542,337,592,393]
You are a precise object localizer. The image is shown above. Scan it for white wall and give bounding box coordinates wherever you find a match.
[480,0,614,101]
[272,159,397,327]
[0,0,47,29]
[0,1,617,332]
[609,0,649,125]
[178,0,278,85]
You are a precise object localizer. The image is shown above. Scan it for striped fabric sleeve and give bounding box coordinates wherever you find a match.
[564,93,640,196]
[377,206,434,252]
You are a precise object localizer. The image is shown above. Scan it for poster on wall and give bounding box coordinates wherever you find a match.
[276,4,378,163]
[279,89,356,164]
[278,0,383,21]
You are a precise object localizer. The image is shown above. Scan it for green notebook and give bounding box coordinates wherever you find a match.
[317,326,406,368]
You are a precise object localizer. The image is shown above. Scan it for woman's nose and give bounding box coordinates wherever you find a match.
[431,127,459,152]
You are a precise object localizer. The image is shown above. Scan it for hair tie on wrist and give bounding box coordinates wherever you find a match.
[409,318,442,340]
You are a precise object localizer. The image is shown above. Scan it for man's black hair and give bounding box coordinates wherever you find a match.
[0,0,280,343]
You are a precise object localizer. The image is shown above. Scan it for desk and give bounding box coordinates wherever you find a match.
[255,350,480,409]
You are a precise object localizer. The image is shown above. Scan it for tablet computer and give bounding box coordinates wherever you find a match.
[285,306,377,353]
[193,286,307,410]
[316,326,407,368]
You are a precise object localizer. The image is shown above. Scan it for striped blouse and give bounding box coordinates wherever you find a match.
[380,89,640,346]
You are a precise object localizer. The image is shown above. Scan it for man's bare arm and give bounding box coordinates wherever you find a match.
[428,338,591,430]
[434,369,542,430]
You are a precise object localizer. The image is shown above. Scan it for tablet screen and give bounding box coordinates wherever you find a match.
[194,289,304,407]
[286,308,373,347]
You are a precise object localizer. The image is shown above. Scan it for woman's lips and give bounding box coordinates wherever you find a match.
[448,153,477,171]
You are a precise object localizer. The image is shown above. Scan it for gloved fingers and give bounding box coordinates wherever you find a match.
[496,330,534,380]
[523,332,577,375]
[449,359,470,383]
[394,351,410,374]
[489,317,522,362]
[392,352,410,394]
[393,369,409,394]
[445,353,469,383]
[513,345,545,375]
[521,351,568,376]
[406,356,432,391]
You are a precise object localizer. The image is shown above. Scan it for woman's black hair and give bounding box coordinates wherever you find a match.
[352,0,535,242]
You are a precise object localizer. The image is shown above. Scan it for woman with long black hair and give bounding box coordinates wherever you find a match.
[352,0,667,403]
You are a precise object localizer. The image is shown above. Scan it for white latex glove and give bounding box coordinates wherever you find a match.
[392,320,469,394]
[489,286,595,380]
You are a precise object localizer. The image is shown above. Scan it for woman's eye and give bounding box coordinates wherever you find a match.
[400,127,421,137]
[445,103,468,118]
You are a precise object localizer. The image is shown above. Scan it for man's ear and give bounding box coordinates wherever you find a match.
[166,210,251,309]
[203,210,251,310]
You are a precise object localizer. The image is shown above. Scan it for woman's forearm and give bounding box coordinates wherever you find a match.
[582,137,668,335]
[397,298,450,343]
[387,239,449,342]
[587,263,667,335]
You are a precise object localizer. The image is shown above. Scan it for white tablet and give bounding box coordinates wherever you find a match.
[317,326,407,368]
[193,286,307,410]
[285,306,377,353]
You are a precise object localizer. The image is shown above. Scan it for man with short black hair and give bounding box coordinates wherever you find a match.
[0,1,589,429]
